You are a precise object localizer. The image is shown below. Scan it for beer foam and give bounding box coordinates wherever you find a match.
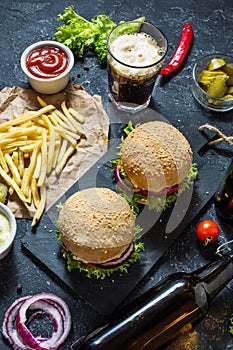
[109,32,162,67]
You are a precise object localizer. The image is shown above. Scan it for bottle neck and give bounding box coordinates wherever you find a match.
[194,253,233,299]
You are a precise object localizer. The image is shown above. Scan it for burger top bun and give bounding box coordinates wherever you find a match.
[57,187,135,264]
[121,121,193,193]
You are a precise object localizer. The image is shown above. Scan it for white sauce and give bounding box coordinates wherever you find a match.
[0,213,11,247]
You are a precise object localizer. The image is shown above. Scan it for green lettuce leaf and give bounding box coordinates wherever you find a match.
[60,225,144,280]
[118,163,198,215]
[53,6,145,65]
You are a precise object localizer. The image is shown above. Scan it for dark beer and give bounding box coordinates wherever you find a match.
[107,25,167,111]
[108,68,157,106]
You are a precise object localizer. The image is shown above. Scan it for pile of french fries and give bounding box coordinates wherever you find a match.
[0,96,86,226]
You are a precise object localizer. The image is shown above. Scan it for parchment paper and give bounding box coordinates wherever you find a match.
[0,84,110,218]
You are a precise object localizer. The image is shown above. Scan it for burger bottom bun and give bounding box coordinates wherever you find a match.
[62,236,130,264]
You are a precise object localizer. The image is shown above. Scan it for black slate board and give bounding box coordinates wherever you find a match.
[21,123,231,315]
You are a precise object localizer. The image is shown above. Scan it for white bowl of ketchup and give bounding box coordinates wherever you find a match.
[20,40,74,94]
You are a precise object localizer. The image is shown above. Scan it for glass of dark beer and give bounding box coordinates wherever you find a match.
[107,21,167,113]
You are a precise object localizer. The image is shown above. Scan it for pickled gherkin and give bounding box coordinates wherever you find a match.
[226,74,233,87]
[206,58,226,71]
[198,57,233,100]
[198,69,226,86]
[207,75,228,98]
[222,63,233,76]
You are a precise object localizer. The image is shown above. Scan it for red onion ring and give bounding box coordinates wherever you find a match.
[113,164,179,197]
[2,293,72,350]
[113,164,133,193]
[96,242,134,269]
[2,295,31,349]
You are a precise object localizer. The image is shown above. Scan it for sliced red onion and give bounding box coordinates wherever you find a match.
[2,292,72,350]
[113,164,179,197]
[113,164,133,193]
[2,295,31,350]
[96,242,134,269]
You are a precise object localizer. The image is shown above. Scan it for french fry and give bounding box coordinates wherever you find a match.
[4,126,39,138]
[31,177,40,209]
[18,150,25,178]
[68,107,85,124]
[0,97,87,226]
[57,139,68,165]
[22,141,41,199]
[40,114,55,174]
[52,138,61,169]
[3,140,38,149]
[12,152,19,169]
[53,109,77,133]
[33,152,42,180]
[48,112,60,127]
[13,111,38,119]
[0,105,55,132]
[55,125,80,146]
[37,96,47,107]
[0,137,27,148]
[31,185,46,226]
[4,153,21,186]
[61,101,86,136]
[0,165,29,203]
[55,143,77,174]
[37,128,48,187]
[21,168,32,204]
[2,147,18,155]
[47,125,56,174]
[0,149,9,173]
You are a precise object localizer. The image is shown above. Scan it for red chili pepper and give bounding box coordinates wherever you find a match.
[160,23,193,75]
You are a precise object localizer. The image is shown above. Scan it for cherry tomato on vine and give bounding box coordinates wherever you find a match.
[195,220,220,246]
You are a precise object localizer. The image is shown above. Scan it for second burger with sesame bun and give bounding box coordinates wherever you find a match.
[113,120,198,213]
[57,187,144,279]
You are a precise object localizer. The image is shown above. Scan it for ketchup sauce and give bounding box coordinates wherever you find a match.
[26,46,69,79]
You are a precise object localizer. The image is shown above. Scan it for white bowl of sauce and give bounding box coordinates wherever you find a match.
[0,203,17,260]
[20,40,74,94]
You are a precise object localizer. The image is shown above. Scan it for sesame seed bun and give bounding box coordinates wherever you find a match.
[57,188,135,264]
[121,121,193,193]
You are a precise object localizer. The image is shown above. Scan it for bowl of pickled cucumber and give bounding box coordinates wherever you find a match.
[192,54,233,112]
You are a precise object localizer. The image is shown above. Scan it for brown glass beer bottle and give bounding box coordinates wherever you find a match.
[73,251,233,350]
[215,162,233,225]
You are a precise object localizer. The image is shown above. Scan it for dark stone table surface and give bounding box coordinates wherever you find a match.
[0,0,233,349]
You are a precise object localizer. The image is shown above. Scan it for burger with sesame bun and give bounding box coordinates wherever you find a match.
[112,120,198,214]
[57,187,144,279]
